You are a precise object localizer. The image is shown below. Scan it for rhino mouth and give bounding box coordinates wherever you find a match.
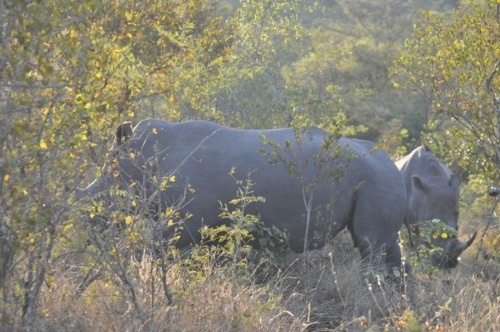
[434,253,459,269]
[433,231,477,269]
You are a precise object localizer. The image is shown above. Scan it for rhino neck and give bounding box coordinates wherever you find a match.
[405,191,421,226]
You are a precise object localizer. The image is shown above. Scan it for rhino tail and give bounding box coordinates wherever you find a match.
[347,188,358,248]
[347,218,357,247]
[404,214,415,248]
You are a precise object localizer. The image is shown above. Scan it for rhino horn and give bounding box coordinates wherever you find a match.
[75,188,85,200]
[75,178,100,201]
[456,231,477,254]
[464,231,477,250]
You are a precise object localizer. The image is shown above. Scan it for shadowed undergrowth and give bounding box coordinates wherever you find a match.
[1,175,498,331]
[8,229,496,332]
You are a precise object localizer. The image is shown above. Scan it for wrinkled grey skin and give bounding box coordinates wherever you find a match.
[395,146,477,268]
[77,119,408,272]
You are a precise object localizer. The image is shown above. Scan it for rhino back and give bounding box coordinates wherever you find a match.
[126,119,405,251]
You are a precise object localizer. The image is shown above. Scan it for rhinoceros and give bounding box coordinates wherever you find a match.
[76,119,408,273]
[395,146,477,268]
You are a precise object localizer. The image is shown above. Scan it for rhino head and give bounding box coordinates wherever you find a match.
[410,173,477,268]
[76,122,136,201]
[74,121,155,232]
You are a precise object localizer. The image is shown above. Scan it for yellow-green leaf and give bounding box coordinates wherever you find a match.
[63,223,73,234]
[125,11,134,21]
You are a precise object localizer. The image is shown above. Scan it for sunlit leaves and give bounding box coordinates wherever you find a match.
[213,0,314,128]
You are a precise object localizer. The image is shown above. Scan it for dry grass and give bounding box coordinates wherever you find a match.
[2,230,498,331]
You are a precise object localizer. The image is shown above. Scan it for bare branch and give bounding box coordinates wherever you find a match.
[263,69,290,111]
[485,59,499,95]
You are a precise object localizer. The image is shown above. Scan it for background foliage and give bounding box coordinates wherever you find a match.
[0,0,498,330]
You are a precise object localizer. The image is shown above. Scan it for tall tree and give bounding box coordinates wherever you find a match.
[0,0,233,328]
[393,0,499,182]
[281,0,461,154]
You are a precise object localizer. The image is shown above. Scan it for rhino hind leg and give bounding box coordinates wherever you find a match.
[354,235,388,275]
[385,239,402,269]
[350,190,405,276]
[355,236,409,286]
[352,178,407,274]
[386,239,411,276]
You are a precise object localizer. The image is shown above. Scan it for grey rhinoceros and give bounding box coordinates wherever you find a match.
[77,119,408,273]
[395,146,477,268]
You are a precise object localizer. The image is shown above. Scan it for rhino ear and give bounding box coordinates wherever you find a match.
[116,122,133,145]
[448,175,460,188]
[412,175,430,194]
